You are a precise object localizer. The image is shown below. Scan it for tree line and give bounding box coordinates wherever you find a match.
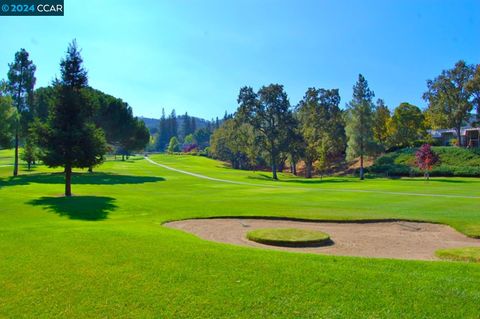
[210,61,480,180]
[0,40,149,195]
[152,109,223,153]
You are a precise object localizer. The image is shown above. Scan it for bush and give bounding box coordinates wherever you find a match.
[370,146,480,177]
[182,143,198,153]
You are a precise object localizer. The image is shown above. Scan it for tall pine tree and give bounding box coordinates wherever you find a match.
[168,109,177,140]
[157,108,169,151]
[345,74,377,180]
[182,112,191,137]
[7,49,36,176]
[35,40,106,196]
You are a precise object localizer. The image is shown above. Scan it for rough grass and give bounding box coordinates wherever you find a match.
[436,247,480,263]
[247,228,331,247]
[1,151,480,318]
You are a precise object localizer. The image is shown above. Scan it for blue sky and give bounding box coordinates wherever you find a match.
[1,0,479,119]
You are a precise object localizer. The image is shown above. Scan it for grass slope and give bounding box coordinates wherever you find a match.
[371,146,480,177]
[436,247,480,263]
[1,152,480,318]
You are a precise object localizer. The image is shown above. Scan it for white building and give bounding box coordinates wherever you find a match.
[428,115,480,147]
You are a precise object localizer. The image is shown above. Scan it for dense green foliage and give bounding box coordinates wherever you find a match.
[436,247,480,263]
[156,109,178,151]
[21,137,40,170]
[89,87,149,156]
[372,98,391,149]
[209,118,261,170]
[0,89,16,147]
[387,103,426,148]
[371,146,480,177]
[237,84,296,180]
[167,136,180,153]
[297,88,345,178]
[247,228,331,247]
[467,65,480,117]
[424,60,479,141]
[1,151,480,318]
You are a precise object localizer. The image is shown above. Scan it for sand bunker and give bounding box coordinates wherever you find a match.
[165,218,480,261]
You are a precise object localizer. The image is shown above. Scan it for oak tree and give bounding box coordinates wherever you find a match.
[423,61,477,143]
[237,84,295,180]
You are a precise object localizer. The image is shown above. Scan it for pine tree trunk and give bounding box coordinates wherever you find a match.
[65,165,72,197]
[13,129,19,177]
[305,161,312,178]
[292,160,297,176]
[88,167,93,173]
[360,154,364,180]
[272,160,278,180]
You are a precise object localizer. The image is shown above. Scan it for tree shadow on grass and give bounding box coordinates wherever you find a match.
[28,196,117,221]
[247,173,354,184]
[0,172,164,188]
[282,178,354,184]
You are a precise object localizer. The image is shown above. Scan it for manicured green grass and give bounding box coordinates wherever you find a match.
[150,154,480,237]
[0,148,14,166]
[436,247,480,263]
[1,151,480,318]
[247,228,331,247]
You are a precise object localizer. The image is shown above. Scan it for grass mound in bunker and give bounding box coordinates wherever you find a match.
[436,247,480,263]
[246,228,331,247]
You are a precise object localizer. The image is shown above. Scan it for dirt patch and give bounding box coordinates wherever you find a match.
[165,218,480,261]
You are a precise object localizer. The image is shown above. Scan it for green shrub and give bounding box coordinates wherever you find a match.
[370,146,480,177]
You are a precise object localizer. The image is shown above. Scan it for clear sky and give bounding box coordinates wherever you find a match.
[1,0,479,120]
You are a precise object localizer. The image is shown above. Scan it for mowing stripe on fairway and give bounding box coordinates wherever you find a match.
[145,157,480,199]
[145,157,274,187]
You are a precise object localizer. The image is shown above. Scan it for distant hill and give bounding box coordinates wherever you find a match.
[140,117,160,134]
